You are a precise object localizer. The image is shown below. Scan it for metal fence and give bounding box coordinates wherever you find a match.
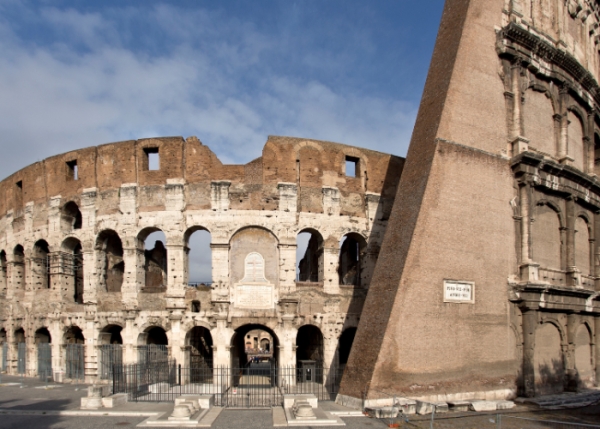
[17,342,26,375]
[137,345,168,366]
[65,344,84,381]
[100,344,122,380]
[112,362,343,407]
[37,343,52,381]
[1,343,7,372]
[497,415,600,428]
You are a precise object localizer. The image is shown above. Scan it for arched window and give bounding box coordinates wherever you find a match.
[594,134,600,176]
[568,110,585,171]
[61,201,82,232]
[296,229,324,283]
[339,233,367,287]
[32,240,50,289]
[185,227,211,287]
[575,216,591,276]
[532,204,562,272]
[62,238,84,303]
[523,89,556,157]
[139,229,167,291]
[96,230,124,293]
[13,245,25,290]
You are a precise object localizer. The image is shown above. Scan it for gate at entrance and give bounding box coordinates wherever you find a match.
[113,363,342,407]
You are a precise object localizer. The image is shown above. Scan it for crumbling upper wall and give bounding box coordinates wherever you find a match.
[0,136,404,219]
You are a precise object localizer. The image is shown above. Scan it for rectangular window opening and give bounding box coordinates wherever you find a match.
[66,160,78,181]
[345,156,359,178]
[144,147,160,171]
[16,180,22,190]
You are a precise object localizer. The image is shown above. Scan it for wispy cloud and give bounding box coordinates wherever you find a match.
[0,1,428,177]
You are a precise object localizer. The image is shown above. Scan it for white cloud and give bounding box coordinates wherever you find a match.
[0,3,416,178]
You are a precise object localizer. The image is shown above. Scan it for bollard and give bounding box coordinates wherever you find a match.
[430,405,436,429]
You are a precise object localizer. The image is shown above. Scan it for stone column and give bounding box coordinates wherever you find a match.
[168,314,184,365]
[509,60,529,154]
[323,247,340,293]
[210,243,229,286]
[559,86,572,163]
[519,183,539,282]
[278,243,296,294]
[521,308,537,397]
[166,244,186,309]
[84,313,97,382]
[595,317,600,383]
[565,313,579,391]
[123,312,138,364]
[566,197,580,287]
[122,242,143,308]
[82,241,97,305]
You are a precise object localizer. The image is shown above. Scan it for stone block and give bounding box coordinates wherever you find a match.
[283,394,318,409]
[81,396,103,409]
[88,385,110,398]
[470,400,497,412]
[447,400,470,412]
[416,401,434,415]
[434,402,449,413]
[102,393,128,408]
[496,400,515,410]
[396,398,417,415]
[365,406,400,419]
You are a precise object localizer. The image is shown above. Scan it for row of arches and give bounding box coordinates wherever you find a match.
[521,85,599,174]
[531,201,594,281]
[0,226,369,297]
[0,323,357,377]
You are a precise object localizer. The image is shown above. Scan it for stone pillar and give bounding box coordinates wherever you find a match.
[595,317,600,383]
[323,333,339,369]
[278,183,298,212]
[565,313,579,391]
[365,193,381,226]
[84,313,97,382]
[323,247,339,293]
[169,314,184,365]
[587,111,595,175]
[278,243,296,293]
[519,183,539,282]
[559,86,572,164]
[123,312,138,364]
[322,187,340,216]
[210,243,229,286]
[566,197,580,287]
[211,181,231,211]
[122,243,143,308]
[82,241,97,305]
[521,308,537,397]
[166,244,186,309]
[81,188,98,229]
[47,195,62,233]
[509,60,530,155]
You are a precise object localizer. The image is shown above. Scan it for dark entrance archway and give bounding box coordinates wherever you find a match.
[64,326,84,381]
[230,324,279,368]
[338,327,357,370]
[187,326,213,370]
[35,328,52,380]
[99,325,123,380]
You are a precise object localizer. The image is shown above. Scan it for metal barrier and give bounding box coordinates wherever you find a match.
[66,344,84,381]
[100,344,122,380]
[137,345,168,365]
[112,362,343,407]
[17,342,26,375]
[37,343,52,381]
[498,415,600,428]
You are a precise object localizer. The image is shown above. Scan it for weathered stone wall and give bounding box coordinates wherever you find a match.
[0,135,403,381]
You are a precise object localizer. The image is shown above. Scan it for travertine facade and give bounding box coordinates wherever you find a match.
[340,0,600,405]
[0,135,402,381]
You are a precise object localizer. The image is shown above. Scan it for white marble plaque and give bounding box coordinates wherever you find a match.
[443,280,474,303]
[235,284,274,309]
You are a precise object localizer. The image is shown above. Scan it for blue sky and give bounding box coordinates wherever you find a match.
[0,0,445,281]
[0,0,445,177]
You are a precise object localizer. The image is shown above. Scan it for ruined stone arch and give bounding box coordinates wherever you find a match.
[293,140,324,159]
[184,225,212,285]
[567,106,587,171]
[137,325,170,346]
[61,201,82,232]
[96,229,124,293]
[574,321,595,388]
[296,228,324,283]
[532,200,564,271]
[534,320,566,395]
[296,324,324,365]
[31,239,50,290]
[63,325,85,344]
[523,84,558,156]
[575,214,592,275]
[338,232,368,287]
[98,324,124,345]
[230,323,279,367]
[137,227,168,290]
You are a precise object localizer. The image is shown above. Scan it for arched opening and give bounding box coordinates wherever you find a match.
[138,326,168,364]
[338,327,357,370]
[14,328,26,374]
[534,323,564,395]
[185,227,212,287]
[186,326,213,383]
[32,240,50,290]
[296,325,324,366]
[62,238,84,304]
[231,324,279,368]
[99,325,123,380]
[523,89,556,157]
[139,228,167,292]
[0,250,6,295]
[0,328,6,372]
[64,326,84,381]
[96,230,124,293]
[338,233,367,287]
[61,201,82,231]
[532,204,562,274]
[296,229,324,283]
[575,216,591,276]
[13,245,25,291]
[575,324,594,388]
[35,328,52,379]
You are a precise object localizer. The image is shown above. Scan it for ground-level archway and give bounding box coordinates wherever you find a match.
[230,324,279,368]
[35,328,52,379]
[99,325,123,379]
[138,326,169,364]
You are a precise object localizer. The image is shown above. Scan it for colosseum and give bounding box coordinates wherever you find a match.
[0,135,403,386]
